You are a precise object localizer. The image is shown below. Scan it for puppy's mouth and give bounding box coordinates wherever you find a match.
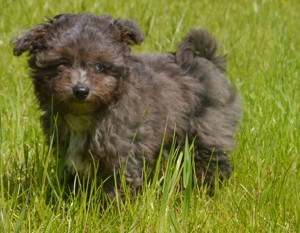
[66,101,95,115]
[57,84,97,115]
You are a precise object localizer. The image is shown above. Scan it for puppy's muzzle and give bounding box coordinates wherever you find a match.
[72,84,90,101]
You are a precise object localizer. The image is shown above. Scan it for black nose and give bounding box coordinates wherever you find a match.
[72,84,90,101]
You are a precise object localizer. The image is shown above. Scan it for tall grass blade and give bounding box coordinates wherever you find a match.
[182,136,193,224]
[14,196,28,233]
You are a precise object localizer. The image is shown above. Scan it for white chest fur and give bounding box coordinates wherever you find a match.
[63,114,92,176]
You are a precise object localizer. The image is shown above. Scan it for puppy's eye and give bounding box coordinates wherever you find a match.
[58,59,70,67]
[95,63,104,72]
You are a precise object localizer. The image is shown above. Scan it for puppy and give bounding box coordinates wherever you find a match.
[13,14,241,196]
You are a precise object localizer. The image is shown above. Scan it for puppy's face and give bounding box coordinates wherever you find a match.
[13,14,143,115]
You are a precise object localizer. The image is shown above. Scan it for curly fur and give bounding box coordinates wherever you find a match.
[13,13,241,196]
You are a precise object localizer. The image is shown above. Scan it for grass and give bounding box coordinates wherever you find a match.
[0,0,299,232]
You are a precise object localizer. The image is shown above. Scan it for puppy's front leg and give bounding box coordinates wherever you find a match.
[96,149,144,199]
[124,151,144,188]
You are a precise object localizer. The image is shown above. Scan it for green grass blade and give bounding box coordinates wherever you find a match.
[14,196,28,233]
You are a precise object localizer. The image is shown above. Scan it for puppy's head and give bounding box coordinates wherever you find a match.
[13,14,144,115]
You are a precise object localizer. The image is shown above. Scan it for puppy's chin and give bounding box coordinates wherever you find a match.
[59,101,98,115]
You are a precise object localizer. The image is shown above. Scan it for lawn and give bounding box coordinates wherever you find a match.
[0,0,299,232]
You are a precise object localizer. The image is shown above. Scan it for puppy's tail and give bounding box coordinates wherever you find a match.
[176,29,226,72]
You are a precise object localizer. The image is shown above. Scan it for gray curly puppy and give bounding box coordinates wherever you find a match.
[13,14,241,196]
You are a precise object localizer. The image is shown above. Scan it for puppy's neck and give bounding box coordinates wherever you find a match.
[63,114,92,132]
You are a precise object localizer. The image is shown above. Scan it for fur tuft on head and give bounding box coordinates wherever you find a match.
[12,14,144,57]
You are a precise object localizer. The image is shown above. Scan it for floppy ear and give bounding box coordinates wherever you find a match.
[112,18,144,46]
[12,24,50,56]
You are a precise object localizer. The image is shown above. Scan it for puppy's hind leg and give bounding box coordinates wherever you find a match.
[193,148,232,196]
